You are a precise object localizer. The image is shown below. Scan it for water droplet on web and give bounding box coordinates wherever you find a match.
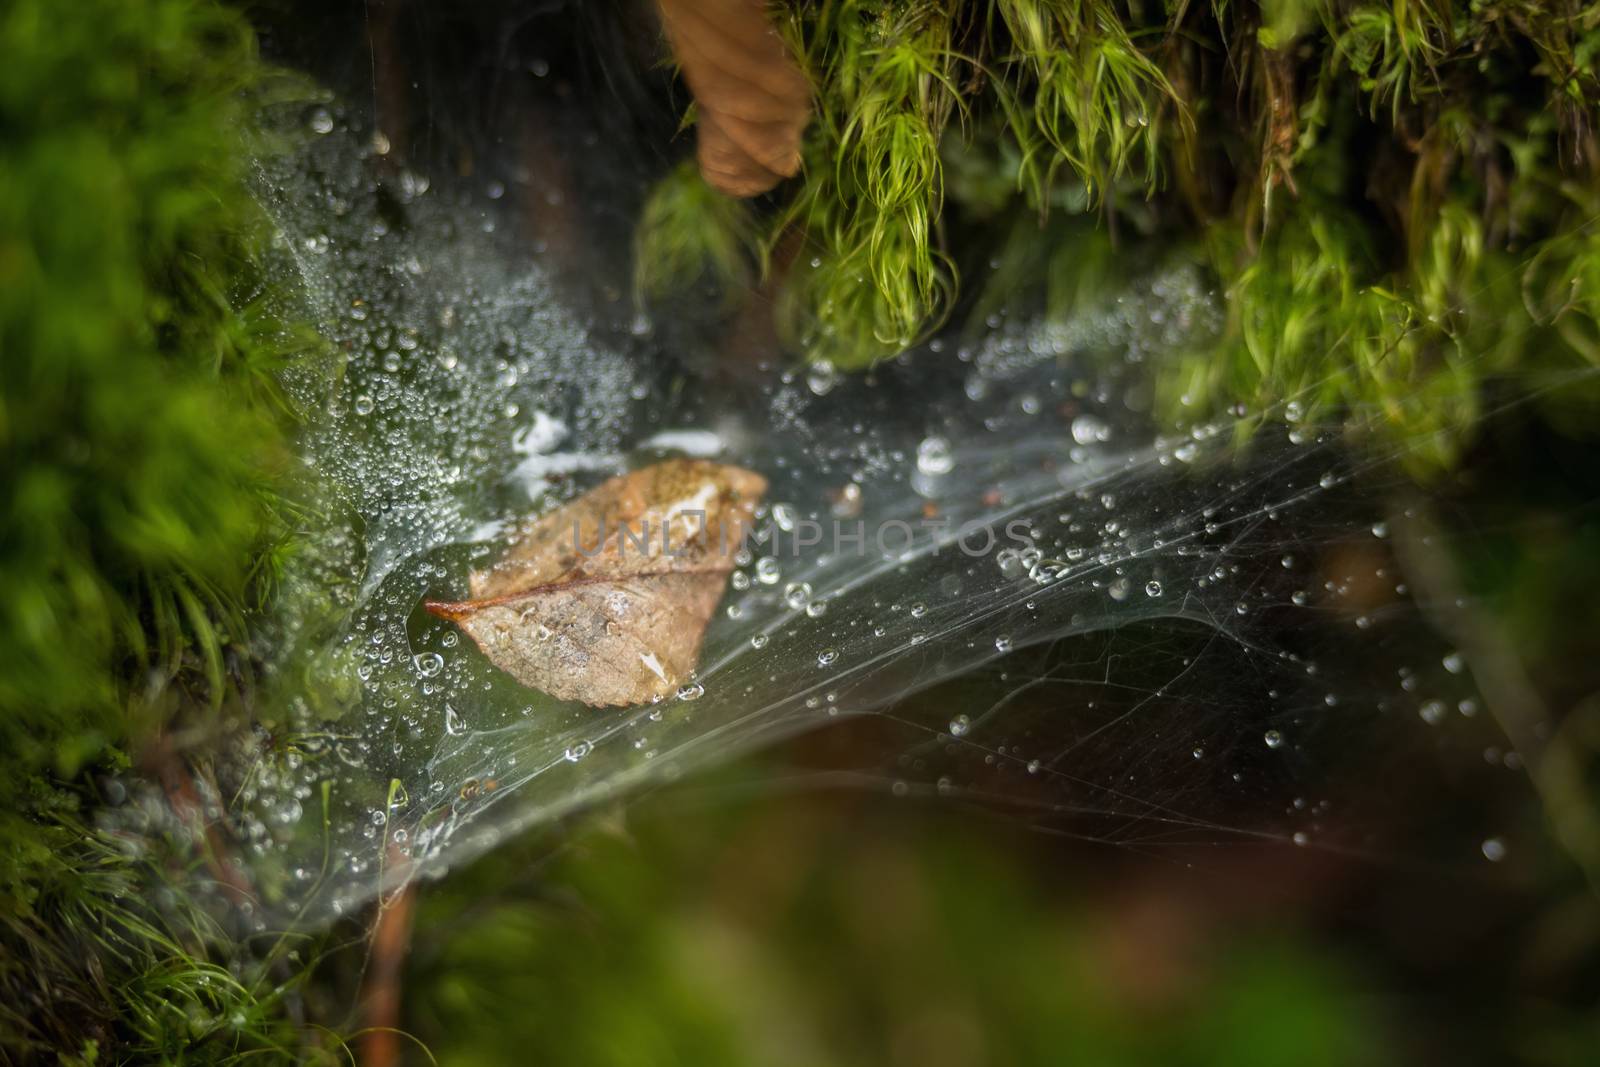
[676,683,705,702]
[413,653,443,677]
[806,359,839,396]
[994,634,1013,653]
[1144,580,1164,597]
[354,395,375,416]
[1419,700,1446,725]
[564,740,592,762]
[1292,831,1309,846]
[1071,415,1110,445]
[948,714,971,737]
[750,634,768,650]
[309,108,335,135]
[816,647,839,667]
[916,435,954,476]
[444,704,465,735]
[1442,652,1465,674]
[755,558,781,585]
[1263,729,1284,749]
[1481,837,1507,862]
[784,582,812,610]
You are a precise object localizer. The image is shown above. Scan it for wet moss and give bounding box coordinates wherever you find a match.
[635,0,1600,459]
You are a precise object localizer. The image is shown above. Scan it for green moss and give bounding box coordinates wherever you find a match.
[634,0,1600,454]
[635,159,760,307]
[0,0,297,775]
[0,0,329,1059]
[777,0,964,366]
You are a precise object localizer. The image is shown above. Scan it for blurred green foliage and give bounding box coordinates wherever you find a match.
[0,0,302,778]
[404,795,1393,1067]
[635,159,759,308]
[0,0,331,1060]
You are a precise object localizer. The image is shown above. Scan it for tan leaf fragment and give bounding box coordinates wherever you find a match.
[425,459,767,707]
[656,0,811,198]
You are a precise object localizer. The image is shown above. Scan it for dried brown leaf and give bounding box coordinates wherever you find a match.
[426,459,767,707]
[656,0,811,198]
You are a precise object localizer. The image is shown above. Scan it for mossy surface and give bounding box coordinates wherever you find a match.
[0,0,334,1060]
[636,0,1600,462]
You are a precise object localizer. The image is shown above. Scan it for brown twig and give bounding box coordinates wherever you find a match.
[359,844,419,1067]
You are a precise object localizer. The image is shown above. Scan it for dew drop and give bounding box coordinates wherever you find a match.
[806,359,839,396]
[444,704,465,736]
[916,435,954,476]
[1263,729,1284,749]
[948,714,971,738]
[1071,415,1110,445]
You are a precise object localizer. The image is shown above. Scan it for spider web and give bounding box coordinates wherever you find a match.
[126,100,1530,930]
